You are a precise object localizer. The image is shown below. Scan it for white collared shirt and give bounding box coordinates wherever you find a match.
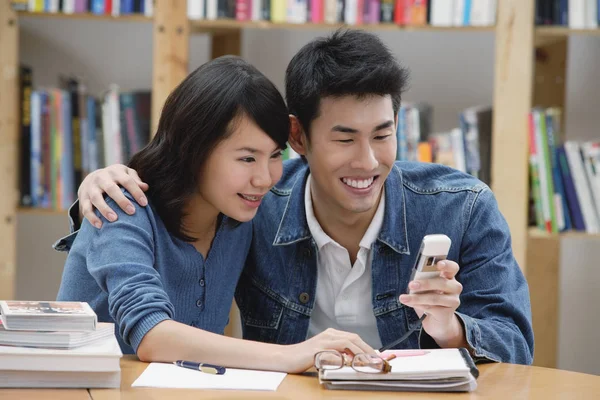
[305,175,384,349]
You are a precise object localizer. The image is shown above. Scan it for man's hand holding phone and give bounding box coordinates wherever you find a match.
[399,235,467,349]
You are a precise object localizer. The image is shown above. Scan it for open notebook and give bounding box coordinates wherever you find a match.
[319,348,478,392]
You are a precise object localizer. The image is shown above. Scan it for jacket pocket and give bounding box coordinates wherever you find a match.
[236,277,284,343]
[52,231,79,252]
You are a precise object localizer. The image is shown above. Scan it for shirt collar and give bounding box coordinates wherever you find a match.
[304,174,386,251]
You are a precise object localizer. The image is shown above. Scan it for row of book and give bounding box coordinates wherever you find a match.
[193,0,497,26]
[11,0,154,16]
[18,66,152,210]
[395,103,600,235]
[395,102,493,186]
[0,300,121,388]
[11,0,498,27]
[528,107,600,234]
[535,0,600,28]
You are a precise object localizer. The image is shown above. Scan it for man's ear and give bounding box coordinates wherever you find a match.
[288,115,308,157]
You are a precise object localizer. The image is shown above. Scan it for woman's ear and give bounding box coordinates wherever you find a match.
[288,115,308,157]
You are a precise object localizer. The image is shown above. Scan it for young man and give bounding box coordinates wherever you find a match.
[59,30,534,365]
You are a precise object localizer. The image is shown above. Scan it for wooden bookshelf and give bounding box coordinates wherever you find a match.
[189,19,496,34]
[536,26,600,36]
[0,0,589,369]
[17,208,68,216]
[528,228,600,240]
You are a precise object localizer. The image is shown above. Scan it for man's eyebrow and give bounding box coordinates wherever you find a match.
[331,125,359,134]
[374,120,395,131]
[331,120,395,134]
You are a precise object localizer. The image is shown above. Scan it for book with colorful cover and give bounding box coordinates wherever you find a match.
[0,301,97,332]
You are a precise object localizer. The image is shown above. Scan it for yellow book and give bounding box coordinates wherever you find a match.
[271,0,287,23]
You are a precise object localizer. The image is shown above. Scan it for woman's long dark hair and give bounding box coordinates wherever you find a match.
[129,56,290,242]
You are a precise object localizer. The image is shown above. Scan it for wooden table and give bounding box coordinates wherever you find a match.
[0,389,90,400]
[90,356,600,399]
[2,356,599,399]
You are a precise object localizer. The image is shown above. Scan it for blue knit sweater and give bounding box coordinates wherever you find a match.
[56,190,251,354]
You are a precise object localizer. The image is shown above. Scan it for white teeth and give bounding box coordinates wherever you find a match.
[241,194,260,201]
[342,177,374,189]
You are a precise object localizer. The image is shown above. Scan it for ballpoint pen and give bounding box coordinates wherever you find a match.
[173,360,227,375]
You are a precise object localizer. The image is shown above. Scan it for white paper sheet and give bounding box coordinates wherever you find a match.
[131,362,287,391]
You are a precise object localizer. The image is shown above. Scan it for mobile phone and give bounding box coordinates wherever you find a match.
[408,234,452,293]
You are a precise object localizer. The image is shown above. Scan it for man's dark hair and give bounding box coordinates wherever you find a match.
[285,29,409,137]
[129,55,289,242]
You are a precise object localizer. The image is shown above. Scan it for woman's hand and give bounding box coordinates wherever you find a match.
[78,164,149,228]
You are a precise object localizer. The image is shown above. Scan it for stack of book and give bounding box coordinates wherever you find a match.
[319,348,478,392]
[0,300,122,388]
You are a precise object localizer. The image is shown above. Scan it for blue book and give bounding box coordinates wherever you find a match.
[87,96,100,171]
[463,0,472,25]
[545,113,571,231]
[91,0,105,14]
[557,146,586,231]
[560,0,569,26]
[61,90,75,210]
[121,0,134,14]
[30,91,42,207]
[396,106,407,161]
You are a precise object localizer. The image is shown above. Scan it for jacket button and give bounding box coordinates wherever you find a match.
[196,299,203,308]
[378,246,387,254]
[299,292,310,304]
[303,248,311,257]
[199,278,205,287]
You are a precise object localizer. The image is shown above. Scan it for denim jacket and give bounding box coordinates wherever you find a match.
[235,159,534,365]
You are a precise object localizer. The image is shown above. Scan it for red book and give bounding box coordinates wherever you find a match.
[105,0,112,14]
[394,0,409,25]
[235,0,250,21]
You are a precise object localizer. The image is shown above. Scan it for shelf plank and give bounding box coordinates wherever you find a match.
[17,11,152,22]
[17,207,68,216]
[536,26,600,36]
[528,228,600,239]
[190,19,496,34]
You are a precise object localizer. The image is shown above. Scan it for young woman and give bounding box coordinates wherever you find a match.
[56,56,374,373]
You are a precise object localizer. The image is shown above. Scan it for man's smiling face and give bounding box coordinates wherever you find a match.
[300,95,397,218]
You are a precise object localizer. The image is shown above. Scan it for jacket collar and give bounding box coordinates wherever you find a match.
[273,164,409,255]
[273,167,312,246]
[377,164,410,255]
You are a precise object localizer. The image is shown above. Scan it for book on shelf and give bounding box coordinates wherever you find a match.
[19,65,33,207]
[11,0,498,26]
[536,0,600,28]
[528,106,600,234]
[13,0,154,16]
[0,301,97,331]
[19,66,152,211]
[0,320,114,349]
[395,102,492,186]
[319,348,478,392]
